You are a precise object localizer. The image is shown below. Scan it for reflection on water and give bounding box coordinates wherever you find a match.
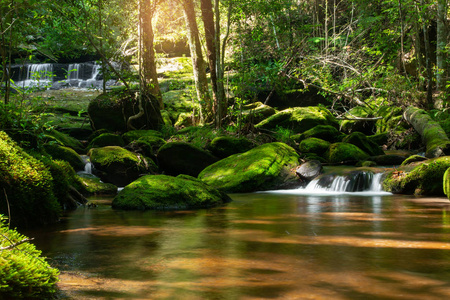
[26,193,450,299]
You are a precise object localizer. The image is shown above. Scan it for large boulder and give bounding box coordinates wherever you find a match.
[293,125,343,143]
[299,137,330,156]
[121,130,163,144]
[264,87,329,110]
[88,146,157,187]
[157,142,218,177]
[198,142,300,193]
[87,133,125,149]
[88,90,164,132]
[255,106,338,134]
[239,101,277,124]
[384,156,450,196]
[325,142,370,164]
[112,174,231,210]
[44,144,85,171]
[206,136,255,159]
[342,131,385,156]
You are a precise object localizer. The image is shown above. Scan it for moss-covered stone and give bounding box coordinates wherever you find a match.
[443,167,450,199]
[77,175,118,196]
[44,144,85,171]
[125,135,166,161]
[157,142,218,177]
[339,106,375,135]
[368,132,389,146]
[299,137,330,156]
[293,125,343,143]
[87,133,125,149]
[342,131,385,156]
[88,91,164,132]
[121,130,163,144]
[0,217,59,298]
[240,101,277,124]
[383,156,450,195]
[207,136,255,159]
[44,129,84,153]
[325,142,370,164]
[198,142,300,193]
[174,112,194,127]
[371,154,406,166]
[401,155,428,166]
[162,89,196,122]
[301,153,328,163]
[160,110,173,126]
[112,174,231,210]
[0,132,60,227]
[89,146,156,187]
[255,106,338,134]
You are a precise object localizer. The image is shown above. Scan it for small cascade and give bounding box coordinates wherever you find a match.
[78,155,95,177]
[67,63,81,80]
[14,63,54,88]
[266,170,391,196]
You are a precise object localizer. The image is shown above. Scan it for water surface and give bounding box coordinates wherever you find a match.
[27,193,450,299]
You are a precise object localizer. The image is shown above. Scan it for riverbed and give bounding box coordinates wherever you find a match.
[26,193,450,299]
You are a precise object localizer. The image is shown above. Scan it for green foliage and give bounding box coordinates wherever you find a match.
[0,216,59,298]
[170,126,224,149]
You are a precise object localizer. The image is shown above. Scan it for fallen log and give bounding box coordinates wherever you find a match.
[403,107,450,158]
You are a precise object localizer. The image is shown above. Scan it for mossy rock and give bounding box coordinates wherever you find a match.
[44,129,84,153]
[157,142,218,177]
[368,132,389,146]
[44,144,85,171]
[122,130,163,144]
[112,174,231,210]
[0,218,59,298]
[443,167,450,199]
[375,105,407,133]
[160,110,173,126]
[339,106,375,135]
[299,137,330,156]
[87,133,125,149]
[125,135,166,161]
[342,131,385,156]
[89,146,157,187]
[0,132,60,227]
[77,174,118,196]
[325,142,370,164]
[175,112,194,127]
[240,101,277,124]
[206,136,255,159]
[383,156,450,195]
[88,91,164,132]
[162,89,196,121]
[198,142,300,193]
[294,125,343,143]
[301,153,328,163]
[171,126,222,149]
[401,155,428,166]
[357,160,377,167]
[255,106,338,134]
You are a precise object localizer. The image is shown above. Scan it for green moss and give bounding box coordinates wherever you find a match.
[325,142,370,164]
[383,156,450,195]
[368,132,389,146]
[112,174,231,210]
[171,126,224,149]
[401,155,428,166]
[255,106,338,134]
[44,144,85,170]
[198,142,299,193]
[207,136,255,159]
[122,130,163,144]
[0,132,60,227]
[87,133,125,149]
[342,131,384,156]
[239,102,277,124]
[0,217,59,298]
[77,175,117,195]
[89,146,147,169]
[294,125,343,143]
[44,129,84,153]
[299,137,330,155]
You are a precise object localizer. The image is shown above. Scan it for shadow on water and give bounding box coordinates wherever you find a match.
[25,192,450,299]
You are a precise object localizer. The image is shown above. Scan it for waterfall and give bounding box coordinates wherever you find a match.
[14,63,54,88]
[67,63,81,80]
[78,155,94,176]
[265,171,391,196]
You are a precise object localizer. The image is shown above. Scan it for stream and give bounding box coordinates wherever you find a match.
[25,188,450,299]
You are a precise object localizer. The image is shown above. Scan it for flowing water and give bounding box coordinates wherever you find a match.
[25,178,450,300]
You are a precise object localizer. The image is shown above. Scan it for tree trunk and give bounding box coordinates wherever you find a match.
[420,1,434,107]
[404,107,450,158]
[181,0,211,123]
[436,0,447,91]
[142,0,163,109]
[199,0,216,119]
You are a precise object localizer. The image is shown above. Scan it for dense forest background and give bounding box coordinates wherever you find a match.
[1,0,449,125]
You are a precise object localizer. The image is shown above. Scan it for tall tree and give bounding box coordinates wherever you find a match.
[436,0,448,91]
[180,0,212,123]
[141,0,163,108]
